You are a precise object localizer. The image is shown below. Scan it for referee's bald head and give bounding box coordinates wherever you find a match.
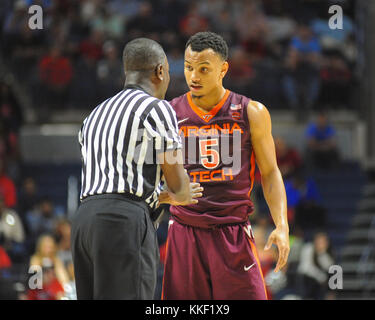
[123,38,166,74]
[122,38,170,100]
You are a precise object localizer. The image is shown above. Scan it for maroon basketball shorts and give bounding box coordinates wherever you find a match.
[162,218,268,300]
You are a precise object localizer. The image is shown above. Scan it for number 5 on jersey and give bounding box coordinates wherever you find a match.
[199,138,220,169]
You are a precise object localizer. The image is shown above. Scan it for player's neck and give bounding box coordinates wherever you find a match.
[191,86,226,112]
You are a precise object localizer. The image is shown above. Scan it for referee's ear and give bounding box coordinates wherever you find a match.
[153,57,170,99]
[154,64,164,81]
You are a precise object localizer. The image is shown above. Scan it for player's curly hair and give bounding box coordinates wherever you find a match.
[185,32,228,61]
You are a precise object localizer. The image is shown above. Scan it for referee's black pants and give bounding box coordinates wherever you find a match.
[70,194,159,300]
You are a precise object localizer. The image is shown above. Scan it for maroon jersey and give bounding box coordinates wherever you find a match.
[169,89,256,228]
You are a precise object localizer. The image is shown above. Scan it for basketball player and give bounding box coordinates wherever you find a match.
[160,32,290,300]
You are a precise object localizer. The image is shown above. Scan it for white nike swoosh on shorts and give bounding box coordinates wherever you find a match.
[244,263,256,271]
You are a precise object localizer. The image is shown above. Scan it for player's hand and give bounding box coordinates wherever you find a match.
[158,183,203,206]
[264,227,290,273]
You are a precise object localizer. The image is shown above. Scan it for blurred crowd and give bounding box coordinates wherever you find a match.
[0,0,357,121]
[0,0,357,300]
[244,111,341,300]
[250,115,339,300]
[0,170,76,299]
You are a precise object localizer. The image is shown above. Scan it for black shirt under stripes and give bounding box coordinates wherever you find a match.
[78,87,182,210]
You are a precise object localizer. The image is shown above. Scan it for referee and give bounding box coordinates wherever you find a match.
[71,38,202,300]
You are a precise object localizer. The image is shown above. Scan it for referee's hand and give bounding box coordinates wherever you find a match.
[158,182,203,206]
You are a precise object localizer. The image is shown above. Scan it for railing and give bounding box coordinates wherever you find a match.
[357,214,375,297]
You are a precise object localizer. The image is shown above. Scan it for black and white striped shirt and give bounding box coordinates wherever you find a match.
[78,85,182,210]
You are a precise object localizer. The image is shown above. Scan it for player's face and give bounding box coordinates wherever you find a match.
[184,46,228,98]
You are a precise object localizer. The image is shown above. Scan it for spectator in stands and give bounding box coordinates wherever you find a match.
[179,2,209,38]
[26,197,60,250]
[225,47,255,95]
[79,0,99,23]
[158,30,179,53]
[167,46,184,77]
[54,219,73,275]
[284,174,312,213]
[96,41,123,99]
[0,135,6,168]
[90,6,124,40]
[311,8,355,62]
[235,1,269,63]
[0,134,6,163]
[277,225,305,298]
[287,226,305,269]
[46,21,69,54]
[284,172,326,230]
[27,257,65,300]
[69,53,99,109]
[209,8,235,46]
[297,231,335,300]
[305,112,340,170]
[196,0,225,22]
[2,0,28,41]
[153,0,186,32]
[274,137,302,180]
[283,23,322,120]
[0,245,12,270]
[0,192,26,263]
[265,9,296,47]
[79,29,104,62]
[107,0,141,21]
[54,218,76,299]
[319,51,353,109]
[25,0,54,9]
[30,234,69,287]
[0,0,359,121]
[68,28,103,109]
[0,160,17,209]
[0,244,18,299]
[37,44,73,112]
[0,78,23,152]
[0,119,19,179]
[8,17,46,77]
[17,177,40,233]
[166,46,186,100]
[2,1,45,77]
[63,4,90,58]
[126,1,159,38]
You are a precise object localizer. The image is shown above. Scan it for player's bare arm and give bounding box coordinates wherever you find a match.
[247,100,290,273]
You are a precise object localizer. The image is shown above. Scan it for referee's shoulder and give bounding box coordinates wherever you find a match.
[147,96,176,115]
